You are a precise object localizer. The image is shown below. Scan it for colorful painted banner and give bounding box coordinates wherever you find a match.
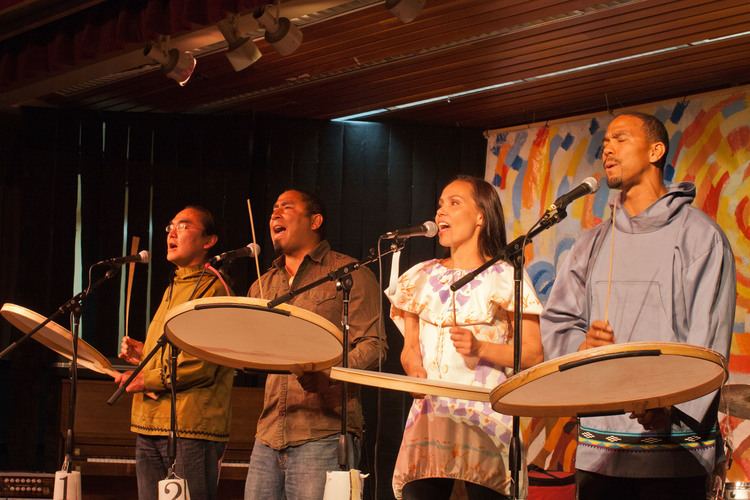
[485,86,750,477]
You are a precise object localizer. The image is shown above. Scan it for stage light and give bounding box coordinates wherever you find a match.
[217,15,262,72]
[144,41,196,86]
[385,0,426,23]
[253,5,303,56]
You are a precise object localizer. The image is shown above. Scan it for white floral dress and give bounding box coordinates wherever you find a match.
[386,259,543,498]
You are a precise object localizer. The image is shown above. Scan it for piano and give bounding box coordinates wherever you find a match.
[59,379,264,498]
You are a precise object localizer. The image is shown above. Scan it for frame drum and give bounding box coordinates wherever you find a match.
[164,296,344,372]
[491,342,727,417]
[1,303,119,378]
[330,367,491,402]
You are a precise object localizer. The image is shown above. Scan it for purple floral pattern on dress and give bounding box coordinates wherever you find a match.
[386,258,543,498]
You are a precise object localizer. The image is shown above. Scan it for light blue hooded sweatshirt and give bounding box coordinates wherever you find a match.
[541,182,736,478]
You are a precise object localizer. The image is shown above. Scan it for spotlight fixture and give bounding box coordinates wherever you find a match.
[385,0,426,23]
[217,15,262,72]
[144,40,196,86]
[253,5,302,56]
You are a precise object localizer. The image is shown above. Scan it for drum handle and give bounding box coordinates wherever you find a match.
[559,349,661,371]
[194,303,291,317]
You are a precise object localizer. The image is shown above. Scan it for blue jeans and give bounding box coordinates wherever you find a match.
[135,434,226,500]
[244,434,360,500]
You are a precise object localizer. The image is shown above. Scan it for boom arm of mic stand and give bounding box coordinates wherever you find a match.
[107,334,168,405]
[0,268,120,359]
[450,207,567,293]
[267,240,406,308]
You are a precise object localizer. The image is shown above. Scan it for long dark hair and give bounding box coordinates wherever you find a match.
[454,175,507,260]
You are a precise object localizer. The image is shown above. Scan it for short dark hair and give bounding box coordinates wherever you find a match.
[184,205,217,236]
[618,112,670,169]
[290,189,326,240]
[453,175,507,259]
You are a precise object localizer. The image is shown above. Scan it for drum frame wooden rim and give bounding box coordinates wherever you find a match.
[331,367,491,402]
[1,303,118,377]
[164,296,344,372]
[490,341,728,417]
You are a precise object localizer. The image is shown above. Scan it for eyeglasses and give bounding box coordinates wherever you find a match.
[165,222,202,234]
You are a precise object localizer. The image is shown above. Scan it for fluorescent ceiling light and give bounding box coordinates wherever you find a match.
[333,30,750,121]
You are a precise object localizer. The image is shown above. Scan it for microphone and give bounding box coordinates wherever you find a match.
[381,221,439,239]
[550,177,599,210]
[209,243,261,267]
[98,250,150,266]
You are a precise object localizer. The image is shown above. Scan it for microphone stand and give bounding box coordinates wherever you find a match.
[0,267,119,360]
[1,264,120,486]
[268,240,404,471]
[450,205,568,500]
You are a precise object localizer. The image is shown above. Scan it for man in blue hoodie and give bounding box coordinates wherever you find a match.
[541,112,736,500]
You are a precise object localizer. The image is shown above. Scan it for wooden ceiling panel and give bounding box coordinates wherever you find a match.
[386,40,750,127]
[208,5,750,120]
[2,0,749,131]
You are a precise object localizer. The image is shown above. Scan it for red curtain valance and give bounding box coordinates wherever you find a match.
[0,0,271,89]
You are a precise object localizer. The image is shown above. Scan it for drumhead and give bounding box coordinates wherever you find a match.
[1,303,116,376]
[331,367,491,402]
[164,296,344,372]
[490,342,726,417]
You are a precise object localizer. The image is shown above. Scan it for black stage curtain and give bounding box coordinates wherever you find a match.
[0,108,485,497]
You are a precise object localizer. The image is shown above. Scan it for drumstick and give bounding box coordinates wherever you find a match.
[603,203,616,325]
[247,198,265,299]
[451,291,457,327]
[125,236,140,340]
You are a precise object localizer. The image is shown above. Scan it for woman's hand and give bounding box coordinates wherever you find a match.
[450,327,484,357]
[401,348,427,379]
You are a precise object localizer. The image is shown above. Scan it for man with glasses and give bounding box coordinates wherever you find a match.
[116,205,234,500]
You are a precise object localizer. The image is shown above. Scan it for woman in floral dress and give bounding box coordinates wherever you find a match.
[387,176,544,499]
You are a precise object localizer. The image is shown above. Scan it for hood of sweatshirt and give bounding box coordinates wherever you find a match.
[612,182,695,234]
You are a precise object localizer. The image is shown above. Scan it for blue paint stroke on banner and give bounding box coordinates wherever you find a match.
[671,101,689,124]
[722,97,746,118]
[561,133,574,151]
[528,261,556,302]
[586,130,605,163]
[490,132,508,156]
[589,118,600,135]
[549,134,563,164]
[512,160,527,219]
[507,131,528,171]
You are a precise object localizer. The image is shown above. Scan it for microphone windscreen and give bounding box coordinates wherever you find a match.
[582,176,599,194]
[423,221,439,238]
